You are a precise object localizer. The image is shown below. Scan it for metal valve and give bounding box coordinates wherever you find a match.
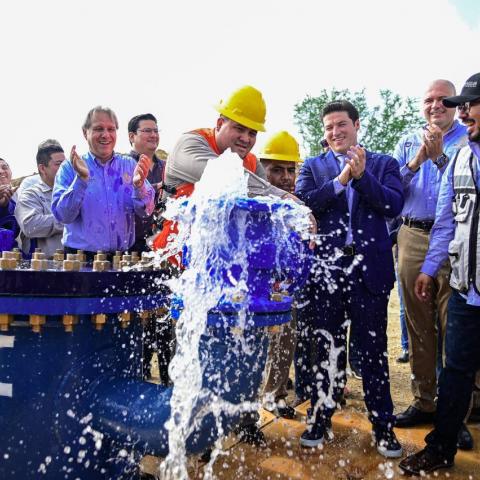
[2,251,19,269]
[270,292,283,302]
[31,251,48,271]
[93,251,111,272]
[0,313,13,332]
[91,313,107,331]
[62,314,78,333]
[138,311,151,326]
[118,312,132,329]
[29,314,46,333]
[63,254,81,271]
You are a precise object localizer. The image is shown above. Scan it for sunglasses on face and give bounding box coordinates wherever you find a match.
[457,99,480,113]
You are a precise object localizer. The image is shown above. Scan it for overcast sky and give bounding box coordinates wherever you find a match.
[2,0,478,178]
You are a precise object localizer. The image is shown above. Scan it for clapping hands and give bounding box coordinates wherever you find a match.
[133,154,152,188]
[70,146,89,181]
[0,184,15,208]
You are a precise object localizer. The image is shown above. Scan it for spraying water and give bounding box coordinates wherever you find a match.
[157,150,312,479]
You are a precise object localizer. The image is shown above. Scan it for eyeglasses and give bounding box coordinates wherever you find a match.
[137,128,160,135]
[457,99,480,113]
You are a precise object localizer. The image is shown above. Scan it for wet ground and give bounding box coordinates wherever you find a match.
[141,401,480,479]
[141,288,480,479]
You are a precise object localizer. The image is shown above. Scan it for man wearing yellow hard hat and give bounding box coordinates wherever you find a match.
[153,86,309,447]
[258,131,301,194]
[161,85,286,200]
[152,85,293,260]
[258,131,302,419]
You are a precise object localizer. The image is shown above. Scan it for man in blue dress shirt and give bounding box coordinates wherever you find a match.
[295,100,404,458]
[52,106,154,258]
[393,81,471,446]
[400,72,480,476]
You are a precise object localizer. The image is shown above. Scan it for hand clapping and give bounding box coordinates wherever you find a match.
[0,184,14,207]
[423,124,444,160]
[346,145,366,179]
[70,145,89,181]
[133,154,152,188]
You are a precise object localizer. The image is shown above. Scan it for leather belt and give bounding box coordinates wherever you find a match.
[403,217,434,232]
[342,244,356,256]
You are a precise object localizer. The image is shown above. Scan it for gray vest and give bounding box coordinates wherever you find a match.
[449,145,480,293]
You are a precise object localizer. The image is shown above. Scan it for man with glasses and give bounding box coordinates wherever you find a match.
[399,72,480,476]
[52,106,155,260]
[393,81,472,449]
[127,113,165,253]
[127,114,169,384]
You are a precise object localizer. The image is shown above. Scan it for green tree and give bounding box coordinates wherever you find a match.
[293,88,424,157]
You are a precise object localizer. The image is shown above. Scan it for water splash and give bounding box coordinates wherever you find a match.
[156,150,311,479]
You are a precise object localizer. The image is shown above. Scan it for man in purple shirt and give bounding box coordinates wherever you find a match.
[400,73,480,476]
[393,81,469,442]
[52,106,154,260]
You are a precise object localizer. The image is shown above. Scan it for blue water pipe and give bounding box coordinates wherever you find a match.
[0,196,310,479]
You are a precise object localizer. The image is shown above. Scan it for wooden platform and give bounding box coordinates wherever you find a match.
[141,399,480,479]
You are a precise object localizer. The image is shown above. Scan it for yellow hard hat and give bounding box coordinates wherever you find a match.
[215,85,266,132]
[258,131,302,162]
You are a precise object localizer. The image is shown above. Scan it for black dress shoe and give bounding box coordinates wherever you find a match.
[399,448,453,476]
[200,448,212,462]
[396,349,409,363]
[276,405,296,419]
[467,406,480,423]
[457,423,474,450]
[374,427,403,458]
[235,424,267,448]
[395,405,435,427]
[300,422,326,448]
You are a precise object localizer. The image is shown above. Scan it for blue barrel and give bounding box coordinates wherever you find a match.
[0,196,310,479]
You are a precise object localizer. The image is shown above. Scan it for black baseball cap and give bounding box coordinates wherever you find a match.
[443,73,480,108]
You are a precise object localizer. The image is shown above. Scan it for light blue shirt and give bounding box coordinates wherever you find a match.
[394,120,467,221]
[422,141,480,306]
[333,153,354,245]
[52,152,154,252]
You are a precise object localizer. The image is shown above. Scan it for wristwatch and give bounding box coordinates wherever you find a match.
[433,152,448,168]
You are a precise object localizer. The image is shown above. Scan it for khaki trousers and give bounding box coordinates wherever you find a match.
[398,224,451,412]
[472,371,480,409]
[262,313,296,404]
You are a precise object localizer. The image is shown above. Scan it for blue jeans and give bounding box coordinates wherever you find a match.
[425,290,480,459]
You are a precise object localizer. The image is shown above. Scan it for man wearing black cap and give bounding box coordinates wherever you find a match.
[400,72,480,475]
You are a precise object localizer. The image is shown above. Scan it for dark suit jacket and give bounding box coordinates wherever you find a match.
[295,149,404,294]
[129,151,165,251]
